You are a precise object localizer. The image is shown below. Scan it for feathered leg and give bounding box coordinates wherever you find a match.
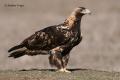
[62,54,71,73]
[48,46,72,73]
[48,47,65,72]
[61,46,72,73]
[49,54,64,71]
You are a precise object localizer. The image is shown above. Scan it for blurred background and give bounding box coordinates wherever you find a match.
[0,0,120,72]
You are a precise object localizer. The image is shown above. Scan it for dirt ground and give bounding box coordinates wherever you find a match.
[0,69,120,80]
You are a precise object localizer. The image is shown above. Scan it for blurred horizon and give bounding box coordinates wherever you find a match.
[0,0,120,72]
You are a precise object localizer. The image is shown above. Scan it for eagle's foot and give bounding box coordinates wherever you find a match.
[56,68,71,73]
[56,68,64,72]
[63,68,71,73]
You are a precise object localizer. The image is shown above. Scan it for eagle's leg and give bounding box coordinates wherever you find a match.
[62,54,71,73]
[49,54,64,72]
[48,47,65,72]
[49,46,71,73]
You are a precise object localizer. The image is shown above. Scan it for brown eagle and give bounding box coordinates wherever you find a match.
[8,7,91,73]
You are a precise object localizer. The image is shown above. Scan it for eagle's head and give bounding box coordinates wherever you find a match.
[71,7,91,17]
[65,7,91,27]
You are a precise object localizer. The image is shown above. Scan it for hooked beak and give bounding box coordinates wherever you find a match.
[82,9,91,15]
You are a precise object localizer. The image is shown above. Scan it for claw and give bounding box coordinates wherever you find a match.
[56,68,71,73]
[56,68,64,72]
[63,68,71,73]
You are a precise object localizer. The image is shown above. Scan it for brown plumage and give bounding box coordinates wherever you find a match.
[8,7,91,73]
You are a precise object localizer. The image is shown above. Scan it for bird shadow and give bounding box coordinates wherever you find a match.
[19,68,88,72]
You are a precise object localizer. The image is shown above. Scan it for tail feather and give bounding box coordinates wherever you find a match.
[8,44,24,52]
[8,49,49,58]
[8,50,26,58]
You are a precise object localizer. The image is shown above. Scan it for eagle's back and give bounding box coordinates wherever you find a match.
[22,24,72,50]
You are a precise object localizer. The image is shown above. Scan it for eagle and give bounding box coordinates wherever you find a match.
[8,7,91,73]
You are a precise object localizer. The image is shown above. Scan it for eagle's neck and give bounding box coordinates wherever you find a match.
[64,14,83,35]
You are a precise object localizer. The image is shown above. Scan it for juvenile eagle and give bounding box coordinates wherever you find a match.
[8,7,91,73]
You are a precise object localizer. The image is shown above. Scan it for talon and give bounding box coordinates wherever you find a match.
[56,68,71,73]
[63,68,71,73]
[56,68,64,72]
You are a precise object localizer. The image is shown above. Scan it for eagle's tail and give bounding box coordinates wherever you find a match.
[8,50,26,58]
[8,44,25,52]
[8,49,49,58]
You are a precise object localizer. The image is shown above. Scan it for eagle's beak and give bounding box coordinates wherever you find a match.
[82,9,91,15]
